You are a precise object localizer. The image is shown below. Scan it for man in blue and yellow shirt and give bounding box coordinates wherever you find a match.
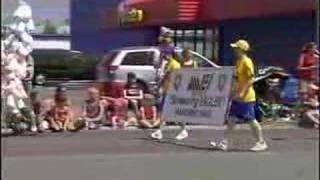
[211,39,268,152]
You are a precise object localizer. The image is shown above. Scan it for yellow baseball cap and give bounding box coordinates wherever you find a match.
[230,39,250,52]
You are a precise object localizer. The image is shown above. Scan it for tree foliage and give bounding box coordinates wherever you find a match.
[43,19,57,34]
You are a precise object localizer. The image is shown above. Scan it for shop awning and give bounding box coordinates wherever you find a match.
[122,0,314,26]
[200,0,314,22]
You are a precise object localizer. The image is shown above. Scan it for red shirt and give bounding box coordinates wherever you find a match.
[50,105,71,123]
[141,106,156,120]
[299,53,318,80]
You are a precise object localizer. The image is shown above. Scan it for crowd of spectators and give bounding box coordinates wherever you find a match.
[31,73,162,132]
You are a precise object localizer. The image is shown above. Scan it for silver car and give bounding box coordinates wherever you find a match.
[96,46,220,98]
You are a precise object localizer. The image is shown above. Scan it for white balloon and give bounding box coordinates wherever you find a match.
[13,1,32,20]
[18,46,29,56]
[26,19,35,31]
[20,32,33,45]
[10,21,26,33]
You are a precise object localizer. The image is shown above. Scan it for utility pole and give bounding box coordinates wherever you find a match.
[316,0,319,46]
[316,0,319,84]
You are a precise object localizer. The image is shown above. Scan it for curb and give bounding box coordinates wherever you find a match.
[84,122,299,132]
[1,123,300,136]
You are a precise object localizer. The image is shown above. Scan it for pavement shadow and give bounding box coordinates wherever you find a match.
[137,137,252,153]
[271,137,287,141]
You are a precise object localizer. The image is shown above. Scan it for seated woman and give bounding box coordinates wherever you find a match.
[303,84,319,128]
[45,85,75,132]
[139,94,161,129]
[79,87,107,130]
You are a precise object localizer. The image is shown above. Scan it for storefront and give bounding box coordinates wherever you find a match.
[72,0,315,70]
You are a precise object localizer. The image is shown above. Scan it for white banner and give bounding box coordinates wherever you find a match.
[162,67,234,125]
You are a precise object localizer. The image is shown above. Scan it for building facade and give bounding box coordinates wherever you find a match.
[71,0,316,72]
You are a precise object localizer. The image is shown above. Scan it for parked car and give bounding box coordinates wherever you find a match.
[32,50,99,85]
[96,46,220,98]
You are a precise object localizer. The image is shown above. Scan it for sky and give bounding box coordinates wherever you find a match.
[1,0,70,23]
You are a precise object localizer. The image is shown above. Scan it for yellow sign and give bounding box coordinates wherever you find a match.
[120,8,144,24]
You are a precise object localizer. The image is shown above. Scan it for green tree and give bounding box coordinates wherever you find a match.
[43,19,57,34]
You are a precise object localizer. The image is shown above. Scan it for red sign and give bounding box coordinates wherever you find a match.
[178,0,201,21]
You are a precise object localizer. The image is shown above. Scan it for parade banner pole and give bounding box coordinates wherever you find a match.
[224,68,236,125]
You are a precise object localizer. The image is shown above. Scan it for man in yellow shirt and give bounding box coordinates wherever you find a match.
[151,52,194,140]
[211,39,268,152]
[162,53,181,93]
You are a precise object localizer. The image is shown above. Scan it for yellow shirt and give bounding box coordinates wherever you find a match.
[236,55,256,102]
[163,58,181,92]
[166,57,181,71]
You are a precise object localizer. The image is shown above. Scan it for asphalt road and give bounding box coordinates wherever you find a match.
[2,128,319,180]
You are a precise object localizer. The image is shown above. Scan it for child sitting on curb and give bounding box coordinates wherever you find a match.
[139,94,161,129]
[45,85,75,132]
[79,87,107,130]
[110,98,128,128]
[102,96,138,129]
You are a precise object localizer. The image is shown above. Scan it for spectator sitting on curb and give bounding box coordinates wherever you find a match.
[101,96,137,128]
[126,110,139,128]
[110,98,128,128]
[44,85,75,132]
[79,87,107,130]
[303,84,319,129]
[139,94,161,129]
[123,72,144,116]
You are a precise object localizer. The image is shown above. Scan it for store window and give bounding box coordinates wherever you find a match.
[171,27,219,62]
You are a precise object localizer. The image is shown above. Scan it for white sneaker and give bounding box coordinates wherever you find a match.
[88,123,97,130]
[209,141,217,148]
[210,140,228,151]
[40,121,49,130]
[250,141,268,152]
[175,129,188,141]
[31,125,38,132]
[151,130,163,140]
[123,121,129,127]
